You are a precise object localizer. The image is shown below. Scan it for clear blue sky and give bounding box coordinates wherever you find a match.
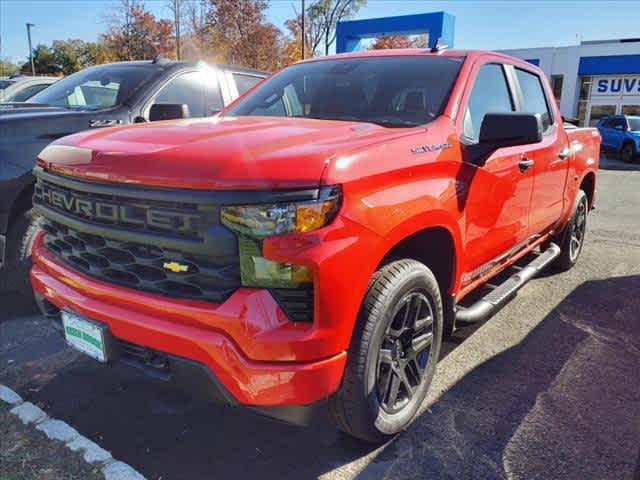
[1,0,638,65]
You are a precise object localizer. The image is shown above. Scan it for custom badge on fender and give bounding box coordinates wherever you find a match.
[411,142,452,154]
[163,261,190,273]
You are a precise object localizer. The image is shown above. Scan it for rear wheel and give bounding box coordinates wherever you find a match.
[554,190,588,271]
[328,259,443,443]
[621,142,636,163]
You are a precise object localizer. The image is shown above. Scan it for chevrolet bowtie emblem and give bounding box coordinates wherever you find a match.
[163,261,189,273]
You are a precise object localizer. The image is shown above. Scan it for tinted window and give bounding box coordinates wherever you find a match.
[152,71,205,118]
[227,56,463,128]
[5,83,50,102]
[515,68,553,132]
[233,73,262,95]
[612,117,627,129]
[30,64,158,109]
[599,118,613,128]
[463,64,514,141]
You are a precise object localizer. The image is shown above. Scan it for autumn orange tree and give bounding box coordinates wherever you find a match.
[371,34,429,50]
[199,0,283,71]
[103,0,175,61]
[371,35,412,50]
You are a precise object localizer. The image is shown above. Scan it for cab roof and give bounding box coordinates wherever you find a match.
[295,48,544,75]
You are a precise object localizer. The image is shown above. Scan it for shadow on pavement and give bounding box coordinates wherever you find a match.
[2,275,639,480]
[356,274,640,479]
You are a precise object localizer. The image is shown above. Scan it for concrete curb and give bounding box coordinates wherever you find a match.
[1,383,146,480]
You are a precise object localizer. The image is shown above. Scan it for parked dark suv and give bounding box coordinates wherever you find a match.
[0,57,267,295]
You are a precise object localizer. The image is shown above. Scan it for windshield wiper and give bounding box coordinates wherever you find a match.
[366,119,421,128]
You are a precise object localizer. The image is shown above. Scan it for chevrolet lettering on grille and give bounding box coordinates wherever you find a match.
[38,182,203,234]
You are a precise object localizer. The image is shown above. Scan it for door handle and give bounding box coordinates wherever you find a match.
[519,158,535,172]
[558,147,570,160]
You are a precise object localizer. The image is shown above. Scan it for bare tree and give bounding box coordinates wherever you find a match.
[168,0,192,59]
[311,0,367,55]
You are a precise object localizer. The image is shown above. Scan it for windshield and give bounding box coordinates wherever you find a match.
[627,117,640,131]
[29,64,159,109]
[226,56,463,128]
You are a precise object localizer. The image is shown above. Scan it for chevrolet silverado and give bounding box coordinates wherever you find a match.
[30,49,600,442]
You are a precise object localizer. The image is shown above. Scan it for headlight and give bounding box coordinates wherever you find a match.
[221,186,341,288]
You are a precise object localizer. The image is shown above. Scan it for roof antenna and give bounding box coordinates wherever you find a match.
[430,37,448,53]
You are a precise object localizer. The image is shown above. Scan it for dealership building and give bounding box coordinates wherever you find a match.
[502,39,640,126]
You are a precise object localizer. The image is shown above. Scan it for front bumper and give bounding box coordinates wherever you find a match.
[31,232,347,406]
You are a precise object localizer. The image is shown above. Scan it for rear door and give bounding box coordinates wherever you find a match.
[459,62,535,277]
[513,66,569,235]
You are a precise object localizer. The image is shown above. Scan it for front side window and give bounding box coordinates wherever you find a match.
[151,71,206,118]
[29,65,158,109]
[226,56,463,128]
[516,68,554,132]
[463,63,515,141]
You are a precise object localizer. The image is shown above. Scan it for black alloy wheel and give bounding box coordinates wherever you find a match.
[377,291,434,414]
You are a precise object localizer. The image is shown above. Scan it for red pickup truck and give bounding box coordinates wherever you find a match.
[30,49,600,442]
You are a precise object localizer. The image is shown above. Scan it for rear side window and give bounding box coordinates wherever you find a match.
[599,118,613,128]
[515,68,553,132]
[463,64,515,141]
[233,73,262,95]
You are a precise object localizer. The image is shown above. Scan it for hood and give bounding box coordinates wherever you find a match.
[41,116,418,190]
[0,104,89,121]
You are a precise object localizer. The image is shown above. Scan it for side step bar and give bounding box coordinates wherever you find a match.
[455,243,561,324]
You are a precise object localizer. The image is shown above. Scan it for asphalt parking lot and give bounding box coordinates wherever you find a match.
[1,155,639,480]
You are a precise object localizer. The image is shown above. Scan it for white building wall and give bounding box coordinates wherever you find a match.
[500,41,640,118]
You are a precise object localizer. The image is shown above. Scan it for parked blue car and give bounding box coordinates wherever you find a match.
[597,115,640,163]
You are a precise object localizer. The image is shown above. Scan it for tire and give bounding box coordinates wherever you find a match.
[554,190,588,271]
[0,209,41,297]
[620,142,636,163]
[328,259,443,443]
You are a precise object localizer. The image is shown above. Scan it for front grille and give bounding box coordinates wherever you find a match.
[42,219,240,303]
[33,167,316,320]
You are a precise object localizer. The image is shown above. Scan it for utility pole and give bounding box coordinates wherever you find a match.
[301,0,305,60]
[173,0,181,60]
[26,22,35,76]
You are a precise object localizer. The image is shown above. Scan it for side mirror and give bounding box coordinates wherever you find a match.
[149,103,190,122]
[471,112,543,166]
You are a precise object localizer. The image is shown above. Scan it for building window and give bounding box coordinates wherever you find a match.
[551,75,563,104]
[577,76,592,126]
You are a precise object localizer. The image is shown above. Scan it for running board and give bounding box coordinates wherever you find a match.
[455,243,561,324]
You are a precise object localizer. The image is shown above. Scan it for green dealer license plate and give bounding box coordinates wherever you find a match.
[62,310,108,363]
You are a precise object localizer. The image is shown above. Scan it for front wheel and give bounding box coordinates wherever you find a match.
[328,259,443,443]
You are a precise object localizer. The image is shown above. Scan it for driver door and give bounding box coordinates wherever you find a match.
[459,62,535,282]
